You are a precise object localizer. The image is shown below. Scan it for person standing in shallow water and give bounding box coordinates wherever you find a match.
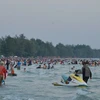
[6,59,10,70]
[82,61,92,83]
[0,61,7,85]
[17,60,21,70]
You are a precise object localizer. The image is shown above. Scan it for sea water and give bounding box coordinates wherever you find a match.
[0,64,100,100]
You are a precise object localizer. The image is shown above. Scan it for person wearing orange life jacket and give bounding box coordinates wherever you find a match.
[8,64,17,76]
[0,61,7,85]
[11,66,15,74]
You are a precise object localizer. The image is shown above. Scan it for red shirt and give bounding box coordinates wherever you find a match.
[0,66,7,79]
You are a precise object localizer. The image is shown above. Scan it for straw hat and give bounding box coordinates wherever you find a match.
[0,61,4,65]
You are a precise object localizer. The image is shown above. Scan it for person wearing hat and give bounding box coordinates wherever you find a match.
[0,61,7,85]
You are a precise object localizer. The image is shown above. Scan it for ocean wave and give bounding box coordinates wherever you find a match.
[72,95,97,100]
[0,95,35,100]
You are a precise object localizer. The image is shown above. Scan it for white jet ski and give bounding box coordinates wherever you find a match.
[52,70,87,87]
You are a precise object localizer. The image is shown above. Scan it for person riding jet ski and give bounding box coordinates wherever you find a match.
[61,69,83,84]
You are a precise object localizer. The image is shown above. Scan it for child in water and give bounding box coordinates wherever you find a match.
[8,64,17,76]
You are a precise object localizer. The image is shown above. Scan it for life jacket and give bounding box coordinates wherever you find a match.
[11,68,14,74]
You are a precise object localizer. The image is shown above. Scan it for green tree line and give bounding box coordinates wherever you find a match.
[0,34,100,58]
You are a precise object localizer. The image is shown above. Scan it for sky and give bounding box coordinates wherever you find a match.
[0,0,100,49]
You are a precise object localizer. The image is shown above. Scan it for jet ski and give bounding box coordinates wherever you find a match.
[52,70,88,87]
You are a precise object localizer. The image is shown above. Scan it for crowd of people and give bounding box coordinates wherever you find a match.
[0,56,98,86]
